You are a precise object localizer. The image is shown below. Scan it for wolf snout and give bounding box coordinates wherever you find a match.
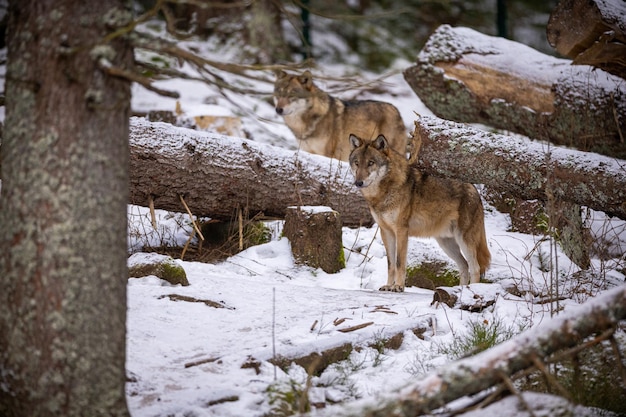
[275,107,284,115]
[354,180,364,188]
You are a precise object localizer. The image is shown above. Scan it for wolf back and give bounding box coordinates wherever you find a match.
[349,133,491,291]
[274,70,407,161]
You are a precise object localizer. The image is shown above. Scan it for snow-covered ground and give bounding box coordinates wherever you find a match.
[124,23,626,416]
[126,204,625,416]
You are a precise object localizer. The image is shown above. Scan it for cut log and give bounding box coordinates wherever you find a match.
[283,206,345,273]
[412,116,626,220]
[403,24,626,159]
[547,0,626,80]
[128,118,373,227]
[316,285,626,416]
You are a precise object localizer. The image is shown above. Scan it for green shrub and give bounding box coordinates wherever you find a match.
[438,316,520,359]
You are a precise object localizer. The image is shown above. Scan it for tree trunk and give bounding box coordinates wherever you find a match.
[315,285,626,416]
[128,118,374,227]
[0,2,132,416]
[547,0,626,80]
[403,24,626,159]
[412,116,626,220]
[247,0,290,64]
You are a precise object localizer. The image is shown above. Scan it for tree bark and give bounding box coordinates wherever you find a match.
[283,206,345,273]
[403,24,626,159]
[316,285,626,416]
[0,2,132,416]
[247,0,290,64]
[547,0,626,80]
[128,118,374,227]
[412,116,626,220]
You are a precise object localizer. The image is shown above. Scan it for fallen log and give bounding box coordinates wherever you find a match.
[412,116,626,220]
[316,284,626,416]
[129,118,373,227]
[547,0,626,80]
[403,24,626,159]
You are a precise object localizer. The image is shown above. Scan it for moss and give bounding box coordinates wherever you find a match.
[406,261,460,289]
[128,253,189,286]
[337,247,346,270]
[160,261,189,286]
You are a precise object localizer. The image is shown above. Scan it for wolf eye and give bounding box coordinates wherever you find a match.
[367,161,375,167]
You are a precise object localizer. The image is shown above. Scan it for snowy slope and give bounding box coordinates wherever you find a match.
[125,39,626,416]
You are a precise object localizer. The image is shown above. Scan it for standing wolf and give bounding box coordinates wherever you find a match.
[273,70,407,161]
[349,133,491,291]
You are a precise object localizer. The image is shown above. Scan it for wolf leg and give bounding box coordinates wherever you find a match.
[378,225,404,292]
[458,239,481,284]
[435,237,470,286]
[391,226,409,291]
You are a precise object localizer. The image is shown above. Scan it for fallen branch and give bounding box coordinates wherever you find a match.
[337,321,374,333]
[158,294,234,309]
[184,356,221,369]
[312,284,626,416]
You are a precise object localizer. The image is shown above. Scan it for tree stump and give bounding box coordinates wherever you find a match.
[283,206,345,273]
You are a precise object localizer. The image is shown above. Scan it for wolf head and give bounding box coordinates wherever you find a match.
[349,134,391,189]
[273,70,316,116]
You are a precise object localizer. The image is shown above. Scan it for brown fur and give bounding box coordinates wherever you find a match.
[349,133,491,291]
[274,70,407,161]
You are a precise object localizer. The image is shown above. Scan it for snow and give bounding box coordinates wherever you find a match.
[125,106,626,417]
[2,17,625,416]
[122,24,626,417]
[460,391,618,417]
[596,0,626,32]
[417,115,626,176]
[417,24,572,85]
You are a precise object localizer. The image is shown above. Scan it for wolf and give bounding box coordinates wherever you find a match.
[349,133,491,292]
[273,70,407,161]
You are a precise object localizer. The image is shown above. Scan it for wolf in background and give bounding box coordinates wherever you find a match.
[349,133,491,291]
[273,70,407,161]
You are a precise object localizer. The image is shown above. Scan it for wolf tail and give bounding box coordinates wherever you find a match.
[477,232,491,277]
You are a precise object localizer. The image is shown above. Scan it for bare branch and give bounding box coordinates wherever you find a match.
[102,62,180,98]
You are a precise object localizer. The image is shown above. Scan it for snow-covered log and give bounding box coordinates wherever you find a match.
[412,116,626,220]
[128,118,374,227]
[403,25,626,159]
[547,0,626,80]
[319,284,626,417]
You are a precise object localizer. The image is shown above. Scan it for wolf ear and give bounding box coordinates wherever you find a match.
[299,70,313,87]
[349,134,362,149]
[274,69,287,79]
[373,134,388,150]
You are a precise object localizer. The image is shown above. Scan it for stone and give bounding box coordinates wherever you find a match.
[128,252,189,286]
